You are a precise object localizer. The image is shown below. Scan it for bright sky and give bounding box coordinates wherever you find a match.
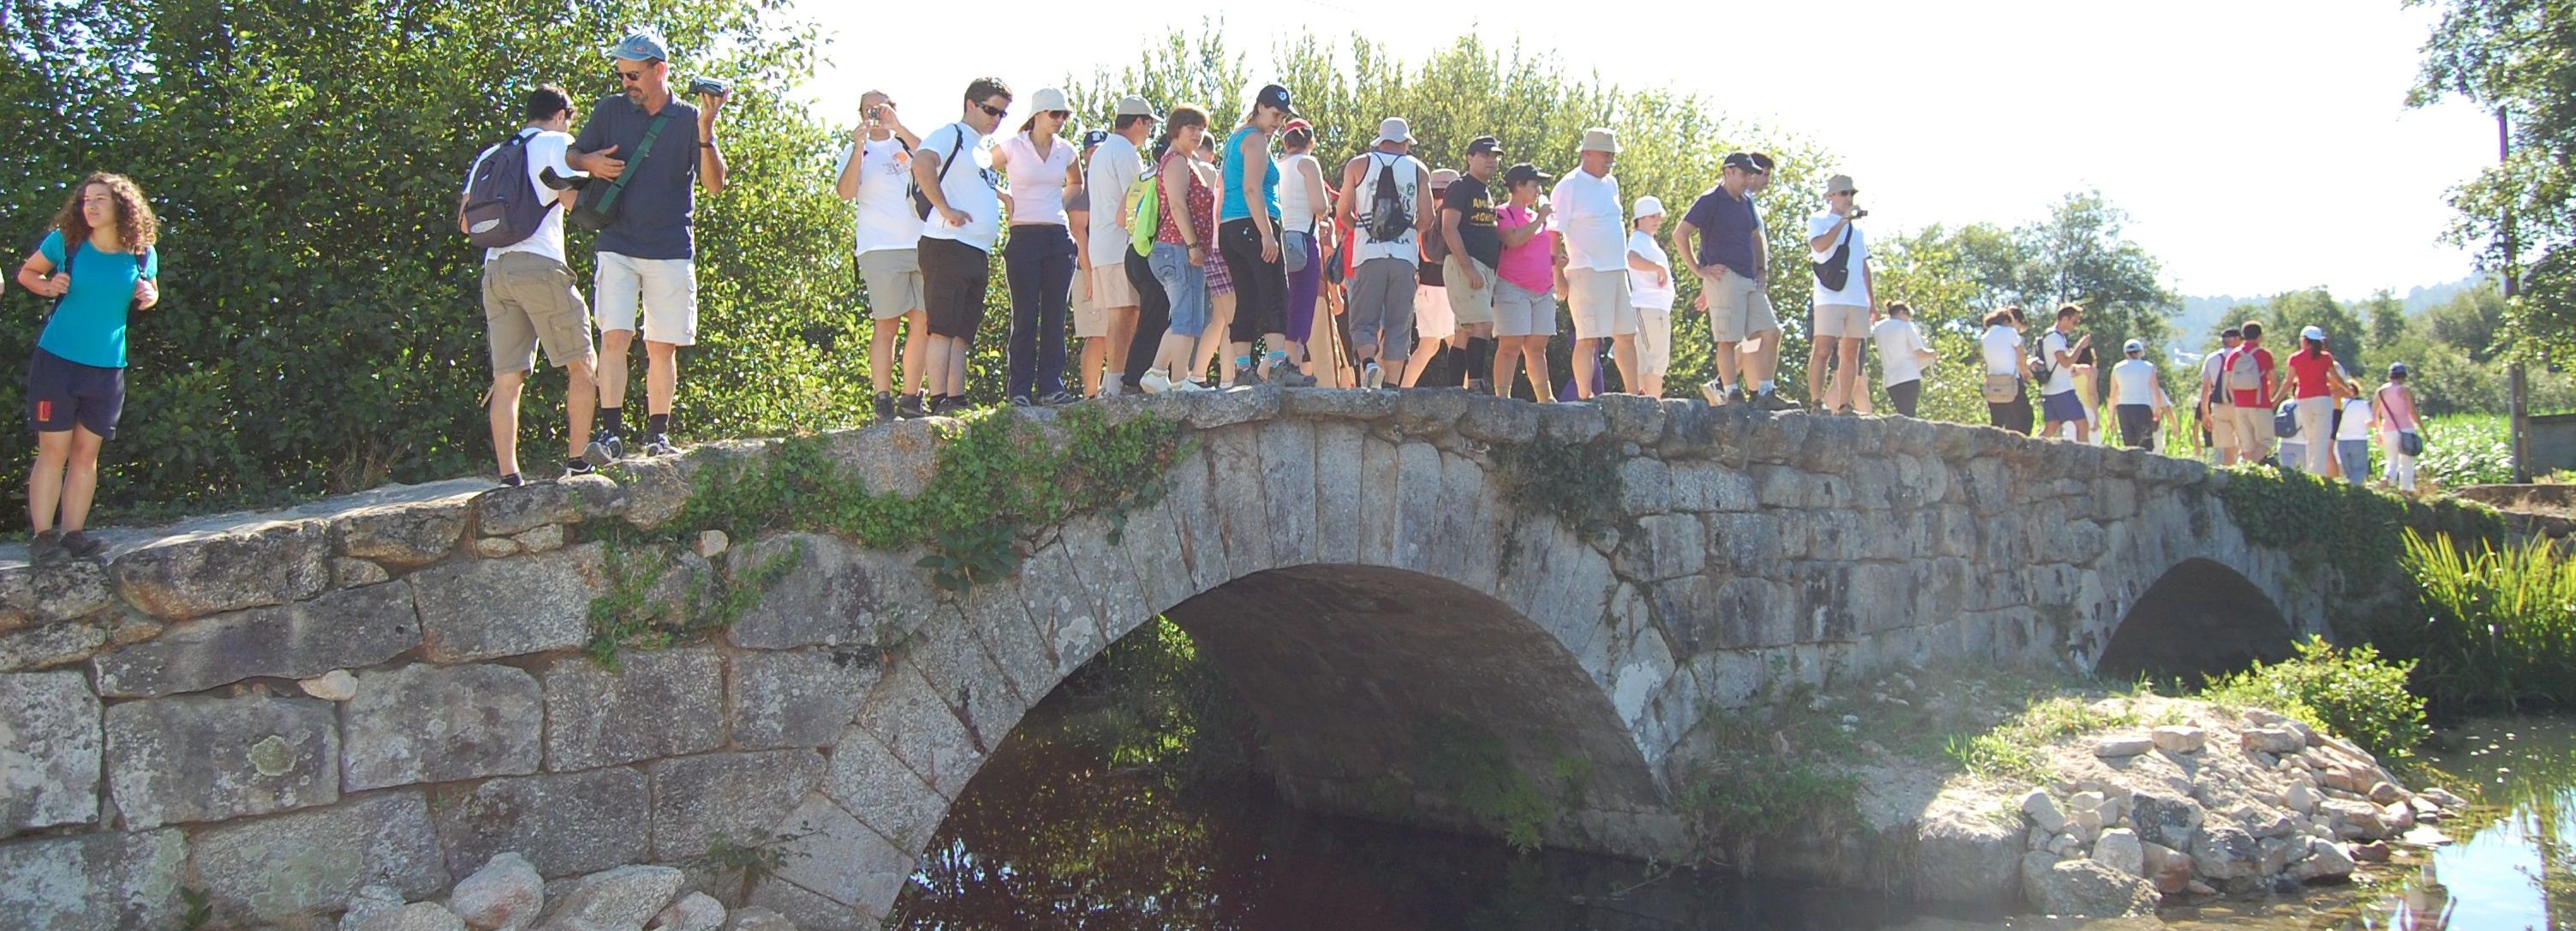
[796,0,2494,301]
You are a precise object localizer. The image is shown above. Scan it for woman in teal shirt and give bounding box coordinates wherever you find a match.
[12,172,160,562]
[1216,84,1309,386]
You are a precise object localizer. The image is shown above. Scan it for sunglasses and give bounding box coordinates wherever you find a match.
[977,102,1009,118]
[616,69,648,83]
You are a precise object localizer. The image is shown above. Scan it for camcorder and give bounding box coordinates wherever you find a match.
[687,77,730,98]
[1852,208,1870,219]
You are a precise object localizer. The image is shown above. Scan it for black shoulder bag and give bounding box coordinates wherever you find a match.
[569,111,675,232]
[909,126,969,221]
[1811,217,1855,292]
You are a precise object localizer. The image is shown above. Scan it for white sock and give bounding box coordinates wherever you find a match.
[1758,380,1776,393]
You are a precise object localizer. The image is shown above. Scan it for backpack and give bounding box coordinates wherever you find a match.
[460,130,556,248]
[909,125,969,222]
[1126,167,1161,258]
[1363,153,1413,244]
[2225,348,2263,392]
[1421,206,1449,265]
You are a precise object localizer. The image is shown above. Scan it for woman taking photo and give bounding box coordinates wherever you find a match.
[993,87,1084,407]
[1137,106,1219,393]
[12,172,159,562]
[1491,163,1556,399]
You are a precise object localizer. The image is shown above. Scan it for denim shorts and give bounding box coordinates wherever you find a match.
[1148,242,1210,336]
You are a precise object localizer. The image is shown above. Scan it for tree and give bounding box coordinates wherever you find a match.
[2409,0,2576,360]
[2366,289,2408,347]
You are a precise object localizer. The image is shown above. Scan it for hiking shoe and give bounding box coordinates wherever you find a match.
[1362,361,1386,390]
[584,432,625,465]
[873,391,897,423]
[642,433,677,457]
[1752,391,1800,412]
[895,393,928,419]
[1466,378,1492,395]
[29,529,62,565]
[1008,395,1035,408]
[1140,371,1175,394]
[1235,366,1266,389]
[1701,379,1726,406]
[932,395,969,415]
[1040,390,1083,406]
[1837,404,1857,416]
[564,457,596,477]
[59,530,104,560]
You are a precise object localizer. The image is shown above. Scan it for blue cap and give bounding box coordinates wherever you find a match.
[607,29,668,63]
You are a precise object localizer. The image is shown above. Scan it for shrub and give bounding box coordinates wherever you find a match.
[2198,636,2427,761]
[2381,528,2576,712]
[2416,414,2516,488]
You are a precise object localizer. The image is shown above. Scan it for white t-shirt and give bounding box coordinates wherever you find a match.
[1351,150,1428,266]
[917,122,1002,252]
[1626,230,1674,311]
[999,131,1075,227]
[833,135,921,257]
[2198,350,2230,402]
[1873,317,1931,386]
[1549,169,1625,272]
[1981,325,2024,376]
[2040,330,2077,395]
[1085,134,1143,268]
[2338,397,2373,440]
[464,128,584,265]
[1804,212,1870,307]
[1278,152,1320,234]
[2109,357,2161,407]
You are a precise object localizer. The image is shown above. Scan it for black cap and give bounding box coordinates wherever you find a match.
[1502,163,1552,186]
[1466,135,1503,157]
[1256,83,1298,118]
[2389,361,2409,378]
[1722,151,1760,172]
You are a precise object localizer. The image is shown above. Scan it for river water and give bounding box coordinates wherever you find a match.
[884,633,2576,930]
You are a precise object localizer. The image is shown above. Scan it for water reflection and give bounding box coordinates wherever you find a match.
[885,623,2576,930]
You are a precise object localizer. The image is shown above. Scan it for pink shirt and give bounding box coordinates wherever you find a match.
[1497,204,1554,291]
[2375,384,2419,432]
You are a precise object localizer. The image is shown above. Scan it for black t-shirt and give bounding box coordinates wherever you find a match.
[1444,176,1500,268]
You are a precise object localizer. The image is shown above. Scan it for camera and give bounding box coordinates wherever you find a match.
[1852,208,1869,219]
[687,77,730,98]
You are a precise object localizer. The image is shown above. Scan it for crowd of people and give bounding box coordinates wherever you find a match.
[3,30,2439,559]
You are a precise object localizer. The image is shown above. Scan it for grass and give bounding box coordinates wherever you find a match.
[1942,695,2140,782]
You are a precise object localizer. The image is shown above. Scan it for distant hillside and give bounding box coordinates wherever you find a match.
[2170,275,2490,350]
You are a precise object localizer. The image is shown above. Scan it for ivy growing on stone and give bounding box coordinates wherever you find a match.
[1488,435,1627,539]
[583,537,802,670]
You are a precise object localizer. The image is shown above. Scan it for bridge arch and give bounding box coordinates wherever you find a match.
[2092,557,2295,683]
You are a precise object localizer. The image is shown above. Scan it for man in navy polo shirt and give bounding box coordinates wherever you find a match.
[1673,152,1792,409]
[568,28,729,461]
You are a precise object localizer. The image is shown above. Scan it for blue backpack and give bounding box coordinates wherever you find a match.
[460,131,555,248]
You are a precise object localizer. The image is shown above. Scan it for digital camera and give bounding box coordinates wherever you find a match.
[687,77,730,98]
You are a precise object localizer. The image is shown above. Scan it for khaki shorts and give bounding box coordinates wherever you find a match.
[2209,403,2242,451]
[1814,303,1870,339]
[1701,267,1778,343]
[596,252,698,345]
[1070,266,1108,338]
[1494,278,1557,338]
[1636,308,1673,376]
[2233,403,2275,458]
[1443,255,1496,325]
[857,248,921,321]
[483,253,595,374]
[1566,268,1636,339]
[1089,260,1138,310]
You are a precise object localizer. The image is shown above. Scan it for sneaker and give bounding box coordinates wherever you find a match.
[643,433,678,457]
[1235,366,1266,389]
[1275,367,1318,388]
[932,395,969,415]
[1730,388,1750,406]
[1701,379,1726,406]
[1752,391,1800,412]
[1174,379,1214,392]
[1466,378,1492,395]
[1040,390,1083,406]
[29,529,62,565]
[1008,395,1035,408]
[583,432,625,465]
[564,457,596,477]
[1837,404,1857,416]
[873,391,897,423]
[896,393,928,420]
[498,473,527,487]
[1140,371,1175,394]
[1362,361,1386,390]
[59,530,104,560]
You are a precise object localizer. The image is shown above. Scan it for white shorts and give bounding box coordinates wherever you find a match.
[1636,308,1673,376]
[1415,284,1457,343]
[1567,269,1636,339]
[1814,303,1870,339]
[596,252,699,345]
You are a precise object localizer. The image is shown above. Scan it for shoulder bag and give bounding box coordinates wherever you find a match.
[569,111,675,231]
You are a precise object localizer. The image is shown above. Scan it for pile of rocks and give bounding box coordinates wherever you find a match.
[2013,702,2464,917]
[337,852,799,931]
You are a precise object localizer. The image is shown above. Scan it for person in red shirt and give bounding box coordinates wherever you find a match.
[2280,324,2337,474]
[2221,321,2278,463]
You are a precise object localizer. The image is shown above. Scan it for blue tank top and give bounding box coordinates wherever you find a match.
[1217,126,1279,222]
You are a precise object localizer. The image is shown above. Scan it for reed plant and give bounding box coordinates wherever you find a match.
[2388,528,2576,711]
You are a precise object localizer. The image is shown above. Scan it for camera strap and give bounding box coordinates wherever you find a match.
[589,110,674,218]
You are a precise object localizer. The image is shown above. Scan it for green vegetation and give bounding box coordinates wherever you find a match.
[1944,696,2139,782]
[688,831,810,909]
[1673,709,1863,862]
[1413,715,1563,852]
[2198,636,2429,761]
[581,536,801,669]
[2376,528,2576,713]
[1489,436,1625,537]
[176,887,212,931]
[2419,413,2518,488]
[2216,461,2502,578]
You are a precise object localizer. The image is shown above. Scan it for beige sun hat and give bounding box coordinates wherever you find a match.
[1578,128,1621,153]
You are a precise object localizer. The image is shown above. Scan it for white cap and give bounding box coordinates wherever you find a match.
[1634,195,1665,218]
[2300,325,2326,342]
[1030,87,1070,112]
[2124,338,2144,354]
[1375,117,1414,145]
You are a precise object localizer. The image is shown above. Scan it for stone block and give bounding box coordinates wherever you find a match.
[472,477,622,538]
[413,545,602,663]
[1151,383,1279,429]
[1741,408,1811,465]
[743,877,874,931]
[336,500,469,567]
[728,533,931,651]
[104,693,337,829]
[1392,386,1472,435]
[1911,799,2024,909]
[546,864,683,931]
[112,519,331,619]
[193,791,449,923]
[1618,457,1671,516]
[0,828,187,930]
[1668,461,1756,512]
[763,793,914,919]
[355,901,466,931]
[1532,401,1607,443]
[0,671,99,836]
[1058,514,1153,646]
[857,665,986,797]
[2024,855,2158,917]
[0,559,114,632]
[429,767,648,879]
[1257,419,1320,566]
[1595,393,1667,445]
[1614,513,1705,583]
[1795,414,1860,473]
[730,648,883,750]
[447,851,542,931]
[1390,441,1445,573]
[1279,385,1394,420]
[0,616,107,671]
[618,457,694,530]
[1311,422,1367,565]
[516,524,565,554]
[1454,393,1539,444]
[542,647,726,771]
[1015,545,1109,683]
[900,602,1029,747]
[1205,427,1276,576]
[341,663,542,791]
[832,421,942,498]
[648,749,826,862]
[92,581,420,697]
[822,725,951,854]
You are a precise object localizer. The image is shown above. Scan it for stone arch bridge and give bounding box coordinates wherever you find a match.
[0,388,2419,928]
